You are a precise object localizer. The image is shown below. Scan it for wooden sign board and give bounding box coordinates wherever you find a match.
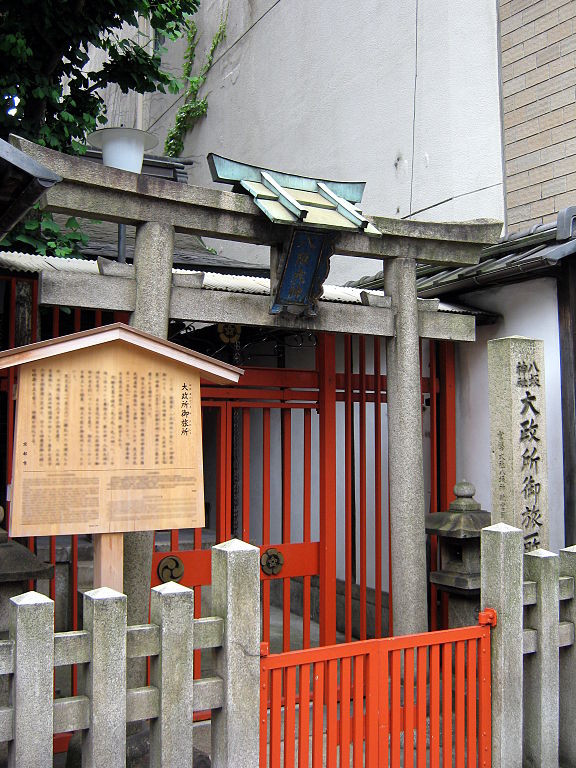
[0,324,242,538]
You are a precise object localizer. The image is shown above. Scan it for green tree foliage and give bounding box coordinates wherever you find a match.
[0,0,199,255]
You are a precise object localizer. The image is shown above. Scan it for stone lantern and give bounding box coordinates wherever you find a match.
[425,481,490,628]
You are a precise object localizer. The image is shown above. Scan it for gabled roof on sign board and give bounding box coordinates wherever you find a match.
[0,323,243,385]
[207,153,382,237]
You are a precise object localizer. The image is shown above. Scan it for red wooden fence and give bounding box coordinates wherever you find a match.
[260,615,493,768]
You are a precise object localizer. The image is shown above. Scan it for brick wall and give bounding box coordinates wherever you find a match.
[500,0,576,231]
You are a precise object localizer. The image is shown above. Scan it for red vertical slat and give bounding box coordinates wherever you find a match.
[284,666,297,768]
[467,640,478,768]
[390,649,402,766]
[298,664,311,768]
[270,668,282,768]
[31,279,39,342]
[302,409,312,649]
[5,279,17,532]
[262,409,271,646]
[373,338,382,638]
[416,646,427,768]
[225,403,233,540]
[430,645,441,768]
[193,527,202,678]
[429,340,439,631]
[326,658,338,767]
[260,666,269,767]
[378,643,390,768]
[71,533,78,694]
[454,640,466,766]
[282,408,291,653]
[312,661,325,768]
[404,647,415,768]
[339,657,351,768]
[216,405,227,542]
[242,408,250,542]
[352,655,364,768]
[344,335,353,642]
[359,337,367,640]
[438,342,456,630]
[478,629,492,768]
[364,647,378,768]
[438,341,456,511]
[442,642,453,768]
[317,334,337,646]
[49,537,56,600]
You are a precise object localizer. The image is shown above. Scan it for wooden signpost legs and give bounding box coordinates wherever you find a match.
[93,533,124,592]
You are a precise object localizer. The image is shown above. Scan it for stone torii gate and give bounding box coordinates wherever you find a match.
[11,135,501,639]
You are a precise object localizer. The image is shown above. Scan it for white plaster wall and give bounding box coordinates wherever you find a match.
[145,0,504,285]
[455,278,565,551]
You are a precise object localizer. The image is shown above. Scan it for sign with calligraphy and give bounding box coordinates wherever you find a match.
[0,324,242,537]
[488,337,548,550]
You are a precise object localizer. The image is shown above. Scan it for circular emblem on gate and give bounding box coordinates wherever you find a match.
[260,548,284,576]
[157,555,185,583]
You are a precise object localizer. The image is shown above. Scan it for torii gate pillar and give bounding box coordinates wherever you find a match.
[385,257,429,635]
[124,220,175,686]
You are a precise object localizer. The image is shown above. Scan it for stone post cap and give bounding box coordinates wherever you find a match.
[84,587,126,600]
[482,522,522,534]
[524,548,558,559]
[152,581,192,595]
[10,590,53,606]
[213,538,260,554]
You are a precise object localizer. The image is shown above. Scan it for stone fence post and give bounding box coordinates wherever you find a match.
[559,545,576,766]
[82,587,127,768]
[481,523,523,768]
[8,591,54,768]
[211,539,260,768]
[523,549,559,767]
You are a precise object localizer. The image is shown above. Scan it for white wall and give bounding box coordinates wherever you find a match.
[146,0,505,285]
[455,278,565,551]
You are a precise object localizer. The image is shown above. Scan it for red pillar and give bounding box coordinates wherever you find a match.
[317,333,337,645]
[438,341,457,510]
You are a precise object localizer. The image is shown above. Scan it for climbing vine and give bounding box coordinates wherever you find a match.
[164,8,228,157]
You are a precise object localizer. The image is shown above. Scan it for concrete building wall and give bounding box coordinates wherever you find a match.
[455,277,565,551]
[145,0,504,284]
[500,0,576,232]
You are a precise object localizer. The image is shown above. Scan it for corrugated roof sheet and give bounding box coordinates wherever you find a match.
[0,251,473,315]
[0,251,98,274]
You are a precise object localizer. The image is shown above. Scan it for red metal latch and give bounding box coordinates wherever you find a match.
[478,607,497,627]
[260,641,270,658]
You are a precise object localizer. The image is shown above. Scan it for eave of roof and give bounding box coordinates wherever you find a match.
[0,322,243,384]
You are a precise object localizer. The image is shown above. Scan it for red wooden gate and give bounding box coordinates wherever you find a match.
[260,613,494,768]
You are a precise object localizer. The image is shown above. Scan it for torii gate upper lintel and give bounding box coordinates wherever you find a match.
[10,135,502,638]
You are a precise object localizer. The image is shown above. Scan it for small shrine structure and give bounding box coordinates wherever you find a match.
[4,135,502,638]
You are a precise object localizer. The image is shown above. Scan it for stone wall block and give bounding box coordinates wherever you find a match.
[211,539,260,768]
[481,523,523,768]
[81,587,127,768]
[149,581,195,768]
[8,591,54,768]
[523,549,559,768]
[559,546,576,765]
